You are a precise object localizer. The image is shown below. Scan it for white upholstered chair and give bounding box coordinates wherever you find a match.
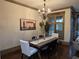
[51,33,59,38]
[73,37,79,51]
[20,40,38,59]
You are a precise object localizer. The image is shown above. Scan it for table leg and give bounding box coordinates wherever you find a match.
[38,51,42,59]
[48,49,51,59]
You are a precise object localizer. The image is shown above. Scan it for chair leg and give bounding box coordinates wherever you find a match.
[37,52,41,59]
[21,54,23,59]
[27,57,31,59]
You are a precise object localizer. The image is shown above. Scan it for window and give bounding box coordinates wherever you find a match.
[56,16,63,22]
[56,16,63,32]
[49,17,55,23]
[56,23,63,31]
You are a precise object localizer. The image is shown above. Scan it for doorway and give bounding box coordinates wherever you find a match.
[71,13,79,41]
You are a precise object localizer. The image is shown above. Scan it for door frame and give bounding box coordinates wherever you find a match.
[48,12,65,40]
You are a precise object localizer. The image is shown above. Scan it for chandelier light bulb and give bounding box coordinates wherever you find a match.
[42,8,45,11]
[38,9,41,13]
[47,8,51,13]
[38,0,51,19]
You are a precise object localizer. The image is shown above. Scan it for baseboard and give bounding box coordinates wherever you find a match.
[0,51,1,59]
[1,46,21,56]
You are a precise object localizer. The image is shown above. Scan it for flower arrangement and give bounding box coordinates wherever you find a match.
[39,21,49,36]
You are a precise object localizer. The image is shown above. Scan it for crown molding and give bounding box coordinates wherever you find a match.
[5,0,38,11]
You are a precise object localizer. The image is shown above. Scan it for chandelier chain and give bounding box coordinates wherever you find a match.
[38,0,51,19]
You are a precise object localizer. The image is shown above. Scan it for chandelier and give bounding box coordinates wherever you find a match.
[38,0,51,19]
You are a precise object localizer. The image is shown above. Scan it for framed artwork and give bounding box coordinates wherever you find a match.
[20,18,36,30]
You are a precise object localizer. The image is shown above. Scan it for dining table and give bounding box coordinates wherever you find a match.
[30,35,59,59]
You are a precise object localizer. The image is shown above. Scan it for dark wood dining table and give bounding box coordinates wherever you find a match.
[30,36,59,59]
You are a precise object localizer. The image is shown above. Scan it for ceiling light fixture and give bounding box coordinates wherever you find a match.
[38,0,51,20]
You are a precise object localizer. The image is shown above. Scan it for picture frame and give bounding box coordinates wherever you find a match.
[20,18,36,30]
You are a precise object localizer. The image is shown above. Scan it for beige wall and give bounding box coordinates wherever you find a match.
[0,0,42,51]
[50,8,71,42]
[0,0,71,51]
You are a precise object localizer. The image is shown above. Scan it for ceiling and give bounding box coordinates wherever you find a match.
[6,0,79,12]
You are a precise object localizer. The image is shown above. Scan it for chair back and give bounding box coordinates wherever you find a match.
[20,40,30,55]
[52,33,59,38]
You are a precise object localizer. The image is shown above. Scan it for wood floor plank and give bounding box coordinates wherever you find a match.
[1,45,79,59]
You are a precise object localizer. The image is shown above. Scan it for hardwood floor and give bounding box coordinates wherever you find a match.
[1,45,79,59]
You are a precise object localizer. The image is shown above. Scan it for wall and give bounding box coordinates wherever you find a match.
[0,0,42,51]
[50,8,71,42]
[0,0,71,51]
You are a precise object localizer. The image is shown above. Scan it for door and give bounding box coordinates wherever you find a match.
[55,15,64,39]
[48,12,64,40]
[77,15,79,36]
